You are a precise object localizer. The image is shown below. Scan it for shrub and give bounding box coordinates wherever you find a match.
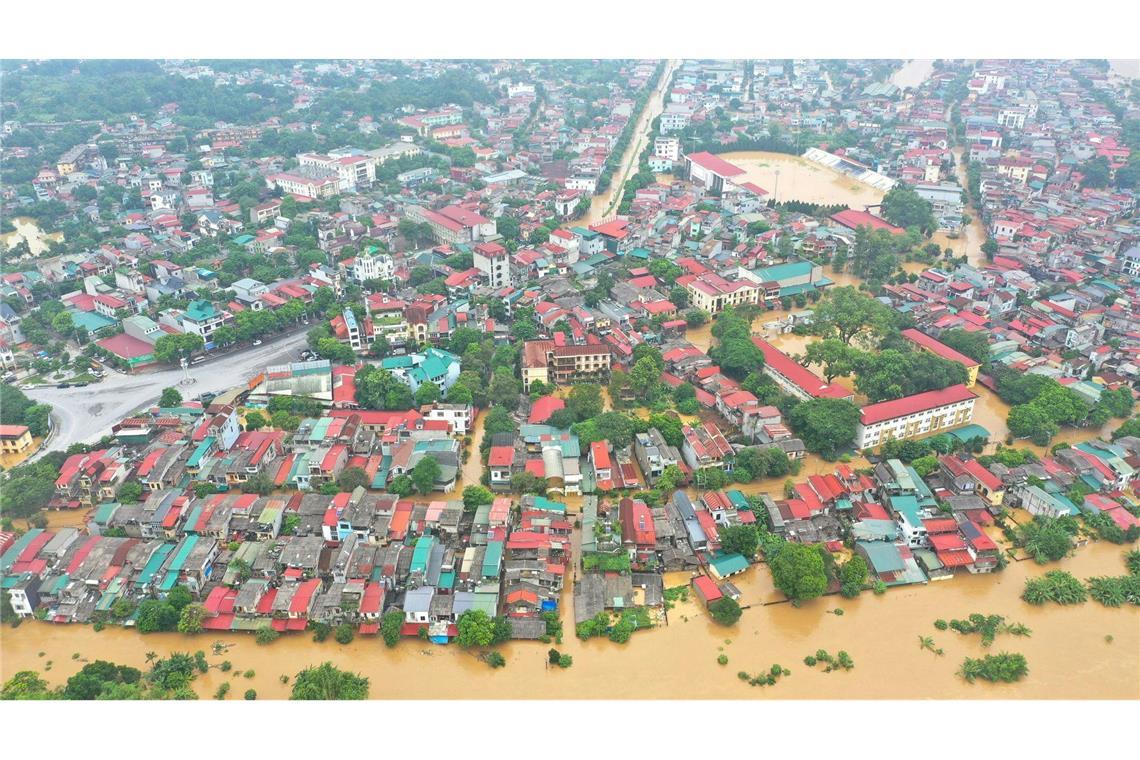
[708,597,742,626]
[717,654,729,666]
[243,670,255,679]
[933,619,948,630]
[333,623,355,645]
[485,652,506,669]
[244,689,257,700]
[214,682,230,700]
[310,622,332,642]
[1021,570,1087,605]
[255,626,279,645]
[219,661,232,672]
[557,654,573,669]
[958,652,1028,683]
[548,648,561,665]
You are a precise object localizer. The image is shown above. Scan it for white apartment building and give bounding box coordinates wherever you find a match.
[473,241,511,288]
[855,384,978,450]
[654,136,680,162]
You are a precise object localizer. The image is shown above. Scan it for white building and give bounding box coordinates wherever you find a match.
[352,250,394,283]
[297,151,375,193]
[855,385,978,450]
[473,241,511,288]
[654,136,680,162]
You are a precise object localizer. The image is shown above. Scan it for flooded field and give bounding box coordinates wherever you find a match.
[890,59,936,90]
[718,151,885,207]
[3,538,1134,700]
[1,216,64,256]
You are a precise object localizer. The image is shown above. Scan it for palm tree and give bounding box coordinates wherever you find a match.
[918,635,936,652]
[145,651,157,664]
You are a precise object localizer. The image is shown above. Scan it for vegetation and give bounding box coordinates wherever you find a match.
[838,556,869,598]
[947,613,1031,647]
[708,597,743,626]
[1021,570,1088,605]
[958,653,1028,684]
[769,541,829,603]
[736,663,791,688]
[787,398,860,459]
[1013,517,1076,564]
[804,649,854,673]
[290,662,369,700]
[381,610,404,647]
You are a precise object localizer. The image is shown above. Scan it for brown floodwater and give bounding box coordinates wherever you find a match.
[890,59,936,90]
[718,151,885,207]
[1,217,64,257]
[572,60,680,228]
[3,537,1135,699]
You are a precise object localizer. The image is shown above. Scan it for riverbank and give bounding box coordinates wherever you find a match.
[2,537,1134,699]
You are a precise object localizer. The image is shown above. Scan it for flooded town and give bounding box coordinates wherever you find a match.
[2,51,1139,712]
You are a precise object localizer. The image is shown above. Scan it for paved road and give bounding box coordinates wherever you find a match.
[26,329,310,454]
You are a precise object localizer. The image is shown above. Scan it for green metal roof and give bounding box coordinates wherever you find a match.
[411,535,435,574]
[160,535,199,592]
[482,540,503,578]
[137,543,176,586]
[947,424,990,442]
[188,437,216,468]
[709,552,749,577]
[857,540,905,573]
[531,496,566,513]
[753,260,813,283]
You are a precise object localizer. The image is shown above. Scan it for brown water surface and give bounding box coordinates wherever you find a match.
[2,538,1134,699]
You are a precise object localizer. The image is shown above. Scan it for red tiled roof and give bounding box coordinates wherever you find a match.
[830,209,905,234]
[901,328,979,368]
[687,152,745,177]
[860,384,977,426]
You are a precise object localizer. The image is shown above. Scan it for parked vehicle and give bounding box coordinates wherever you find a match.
[252,339,263,346]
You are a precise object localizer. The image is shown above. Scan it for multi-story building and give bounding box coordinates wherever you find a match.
[0,424,33,453]
[265,171,340,200]
[521,340,613,391]
[855,384,978,450]
[352,249,394,283]
[677,272,760,314]
[473,241,511,288]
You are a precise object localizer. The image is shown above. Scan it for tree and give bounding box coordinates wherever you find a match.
[1016,518,1074,564]
[136,599,179,633]
[456,609,497,647]
[803,339,861,382]
[117,481,144,504]
[1078,156,1111,188]
[566,383,604,421]
[244,410,268,431]
[839,556,869,598]
[788,398,860,459]
[880,184,936,233]
[51,310,75,337]
[810,286,894,345]
[336,466,370,492]
[769,542,829,603]
[2,671,55,700]
[177,604,206,634]
[718,525,759,558]
[334,623,355,645]
[708,596,743,626]
[153,333,204,364]
[381,610,403,647]
[938,328,990,365]
[510,471,546,494]
[488,366,520,410]
[159,387,183,408]
[629,356,664,399]
[462,485,494,512]
[290,662,369,700]
[413,381,441,406]
[410,456,441,494]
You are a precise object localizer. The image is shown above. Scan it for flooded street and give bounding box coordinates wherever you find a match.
[3,538,1134,699]
[718,151,885,207]
[572,59,679,228]
[1,216,64,257]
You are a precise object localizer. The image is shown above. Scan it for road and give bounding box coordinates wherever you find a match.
[26,329,311,455]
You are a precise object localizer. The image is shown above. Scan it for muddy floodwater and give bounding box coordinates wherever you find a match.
[2,538,1135,699]
[890,59,936,90]
[718,151,885,207]
[2,217,64,257]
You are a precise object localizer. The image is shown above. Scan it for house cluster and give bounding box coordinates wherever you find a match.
[0,487,575,642]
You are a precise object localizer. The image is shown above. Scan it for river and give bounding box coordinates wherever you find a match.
[2,536,1134,699]
[1,216,64,257]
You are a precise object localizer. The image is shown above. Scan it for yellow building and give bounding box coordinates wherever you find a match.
[902,328,981,387]
[0,424,33,453]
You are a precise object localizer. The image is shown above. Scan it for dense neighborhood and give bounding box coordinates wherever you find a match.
[1,57,1139,699]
